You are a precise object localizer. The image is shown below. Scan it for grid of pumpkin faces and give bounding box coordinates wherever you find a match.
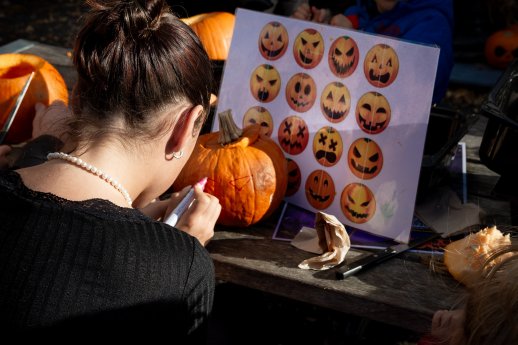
[244,21,400,224]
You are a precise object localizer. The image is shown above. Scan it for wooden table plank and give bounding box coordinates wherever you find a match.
[208,221,463,333]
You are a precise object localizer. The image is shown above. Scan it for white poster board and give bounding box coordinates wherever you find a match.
[214,9,439,243]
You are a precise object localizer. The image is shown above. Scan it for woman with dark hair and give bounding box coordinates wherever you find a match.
[0,0,221,341]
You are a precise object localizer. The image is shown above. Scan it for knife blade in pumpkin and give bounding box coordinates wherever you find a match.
[0,71,35,144]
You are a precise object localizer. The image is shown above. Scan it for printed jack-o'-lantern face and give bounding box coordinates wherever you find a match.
[243,106,274,137]
[305,169,335,210]
[313,126,343,167]
[293,29,324,69]
[363,44,399,87]
[348,138,383,179]
[320,81,351,123]
[286,158,301,196]
[250,64,281,103]
[328,36,359,78]
[286,73,317,112]
[341,183,376,224]
[278,115,309,155]
[355,91,391,134]
[258,21,289,60]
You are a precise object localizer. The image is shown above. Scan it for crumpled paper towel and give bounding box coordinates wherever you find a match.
[292,212,351,270]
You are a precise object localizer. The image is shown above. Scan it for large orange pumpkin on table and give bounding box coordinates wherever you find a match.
[0,53,69,144]
[173,110,288,227]
[181,12,235,61]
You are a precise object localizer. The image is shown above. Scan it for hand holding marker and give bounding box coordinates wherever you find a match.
[164,177,208,227]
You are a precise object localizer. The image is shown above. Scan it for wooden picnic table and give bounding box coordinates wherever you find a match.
[2,39,512,334]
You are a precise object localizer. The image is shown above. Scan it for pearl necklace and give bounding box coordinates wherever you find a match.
[47,152,133,207]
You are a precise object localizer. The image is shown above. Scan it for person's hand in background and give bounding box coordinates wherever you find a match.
[32,101,71,142]
[291,3,331,23]
[0,145,12,170]
[330,14,354,28]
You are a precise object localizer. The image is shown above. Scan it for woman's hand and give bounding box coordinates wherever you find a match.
[142,185,221,246]
[172,184,221,246]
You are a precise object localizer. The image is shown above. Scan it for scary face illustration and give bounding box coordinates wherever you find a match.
[243,106,274,137]
[328,36,359,78]
[249,64,281,103]
[293,29,324,69]
[320,81,351,123]
[258,21,289,60]
[285,73,317,113]
[363,44,399,87]
[312,126,343,167]
[341,183,376,224]
[285,158,301,197]
[355,91,391,134]
[305,169,335,210]
[278,115,309,155]
[347,138,383,179]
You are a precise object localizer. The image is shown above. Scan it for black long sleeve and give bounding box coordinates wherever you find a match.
[0,170,214,342]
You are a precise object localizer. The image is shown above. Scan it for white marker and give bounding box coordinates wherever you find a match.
[164,177,208,227]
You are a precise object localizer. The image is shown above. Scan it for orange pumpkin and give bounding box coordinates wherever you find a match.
[173,110,288,227]
[0,53,69,144]
[181,12,235,61]
[484,29,518,69]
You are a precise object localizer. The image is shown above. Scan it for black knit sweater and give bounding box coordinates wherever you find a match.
[0,170,215,342]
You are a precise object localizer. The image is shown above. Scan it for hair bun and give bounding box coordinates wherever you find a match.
[87,0,170,39]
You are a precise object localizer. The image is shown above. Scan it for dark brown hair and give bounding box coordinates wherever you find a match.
[70,0,213,140]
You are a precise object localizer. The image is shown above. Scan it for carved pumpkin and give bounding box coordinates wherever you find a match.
[0,53,69,144]
[286,158,301,196]
[181,12,235,61]
[320,81,351,123]
[341,183,376,224]
[355,91,391,134]
[277,115,309,155]
[328,36,359,78]
[243,105,273,137]
[484,29,518,69]
[173,110,287,227]
[258,21,289,61]
[285,73,317,113]
[313,126,343,167]
[250,64,281,103]
[305,169,335,210]
[347,137,383,179]
[293,29,324,69]
[363,44,399,88]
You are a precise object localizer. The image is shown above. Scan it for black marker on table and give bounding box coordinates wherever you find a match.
[335,232,440,280]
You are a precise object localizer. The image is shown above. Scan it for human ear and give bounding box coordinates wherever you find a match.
[165,105,204,157]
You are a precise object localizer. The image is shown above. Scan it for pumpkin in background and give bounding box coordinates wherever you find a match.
[0,53,69,144]
[173,110,287,227]
[181,12,235,61]
[484,28,518,70]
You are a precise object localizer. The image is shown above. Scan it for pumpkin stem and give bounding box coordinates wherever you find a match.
[218,109,243,145]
